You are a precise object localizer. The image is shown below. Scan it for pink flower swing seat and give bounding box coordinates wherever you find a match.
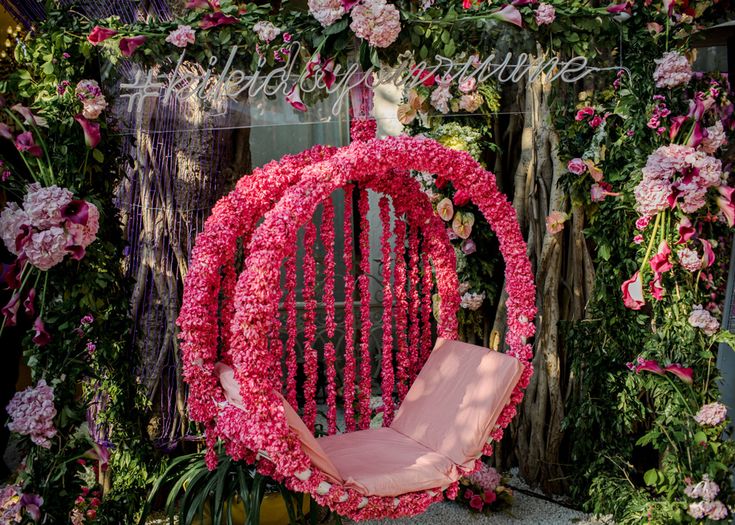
[179,127,536,521]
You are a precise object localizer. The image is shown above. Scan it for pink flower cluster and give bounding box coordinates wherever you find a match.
[253,21,281,43]
[308,0,345,27]
[653,51,693,89]
[178,135,536,519]
[6,379,57,448]
[688,305,719,336]
[460,291,485,310]
[0,184,99,270]
[467,463,501,492]
[694,402,727,426]
[686,475,729,521]
[534,3,555,25]
[634,144,722,217]
[0,484,42,524]
[350,0,401,48]
[165,25,196,47]
[75,80,107,120]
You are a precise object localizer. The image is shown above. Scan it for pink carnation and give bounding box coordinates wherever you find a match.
[22,183,74,230]
[688,305,719,335]
[349,0,401,48]
[702,121,727,154]
[678,248,702,272]
[6,379,57,448]
[535,3,555,25]
[694,402,727,426]
[308,0,345,27]
[653,51,692,89]
[165,24,196,48]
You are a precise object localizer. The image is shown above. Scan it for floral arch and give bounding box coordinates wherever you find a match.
[179,134,536,519]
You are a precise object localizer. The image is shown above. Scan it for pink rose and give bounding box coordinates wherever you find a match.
[567,158,586,175]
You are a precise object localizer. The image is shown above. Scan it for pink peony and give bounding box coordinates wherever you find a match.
[23,183,73,230]
[6,379,57,448]
[701,121,727,154]
[165,25,196,48]
[567,158,586,175]
[458,76,476,94]
[694,402,727,426]
[678,247,701,272]
[545,210,566,235]
[688,305,719,335]
[308,0,345,27]
[535,3,556,25]
[253,21,281,43]
[349,0,401,48]
[653,51,692,89]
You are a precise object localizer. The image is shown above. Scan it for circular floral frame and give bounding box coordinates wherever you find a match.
[179,135,536,520]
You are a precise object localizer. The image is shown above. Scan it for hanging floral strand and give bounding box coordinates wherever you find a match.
[321,198,338,434]
[407,227,422,382]
[358,187,373,430]
[342,185,357,432]
[284,253,298,409]
[393,217,410,402]
[379,196,395,425]
[302,221,318,430]
[420,250,434,368]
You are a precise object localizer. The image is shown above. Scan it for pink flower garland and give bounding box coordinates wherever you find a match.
[179,136,536,520]
[393,218,410,402]
[302,221,318,431]
[321,200,338,434]
[407,227,422,383]
[357,188,372,430]
[284,254,298,408]
[420,251,434,367]
[379,196,395,425]
[342,185,357,432]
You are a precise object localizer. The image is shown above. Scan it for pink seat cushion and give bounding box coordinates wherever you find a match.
[215,363,343,484]
[317,427,459,497]
[390,339,524,468]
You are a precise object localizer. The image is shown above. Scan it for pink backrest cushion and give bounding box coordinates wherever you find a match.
[215,363,343,484]
[390,339,523,467]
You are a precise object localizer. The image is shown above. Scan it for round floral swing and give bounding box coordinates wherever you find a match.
[179,125,536,520]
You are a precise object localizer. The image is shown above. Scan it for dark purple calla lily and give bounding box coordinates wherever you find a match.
[1,259,24,289]
[0,122,13,140]
[61,200,90,226]
[340,0,360,11]
[32,316,51,346]
[688,97,706,121]
[20,493,43,522]
[606,2,629,14]
[200,12,238,29]
[119,36,147,57]
[23,287,35,317]
[74,115,101,149]
[15,131,43,157]
[665,363,693,384]
[686,121,705,148]
[15,223,33,253]
[66,244,86,261]
[1,292,21,326]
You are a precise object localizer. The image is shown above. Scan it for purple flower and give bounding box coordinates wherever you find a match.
[73,115,101,149]
[461,238,477,255]
[15,131,43,157]
[32,316,51,346]
[61,200,90,226]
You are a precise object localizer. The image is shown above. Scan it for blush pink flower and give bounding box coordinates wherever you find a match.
[490,4,523,27]
[545,210,566,235]
[688,304,719,336]
[75,80,107,120]
[534,3,555,25]
[6,379,57,448]
[694,402,728,426]
[452,211,475,239]
[308,0,345,26]
[350,0,401,48]
[0,203,30,256]
[678,247,701,272]
[436,197,454,221]
[166,25,196,48]
[567,158,586,175]
[22,183,73,230]
[253,21,281,43]
[25,227,68,270]
[701,121,727,154]
[653,51,692,89]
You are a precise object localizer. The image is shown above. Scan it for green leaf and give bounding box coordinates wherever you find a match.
[92,149,105,163]
[643,468,658,486]
[693,431,707,445]
[324,18,348,35]
[42,62,55,75]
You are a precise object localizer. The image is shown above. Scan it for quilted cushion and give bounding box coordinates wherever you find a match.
[390,338,523,468]
[317,427,459,496]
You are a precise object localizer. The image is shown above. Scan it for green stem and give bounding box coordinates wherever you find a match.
[3,109,42,184]
[640,213,662,278]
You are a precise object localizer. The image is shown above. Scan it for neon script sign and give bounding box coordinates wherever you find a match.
[120,42,608,116]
